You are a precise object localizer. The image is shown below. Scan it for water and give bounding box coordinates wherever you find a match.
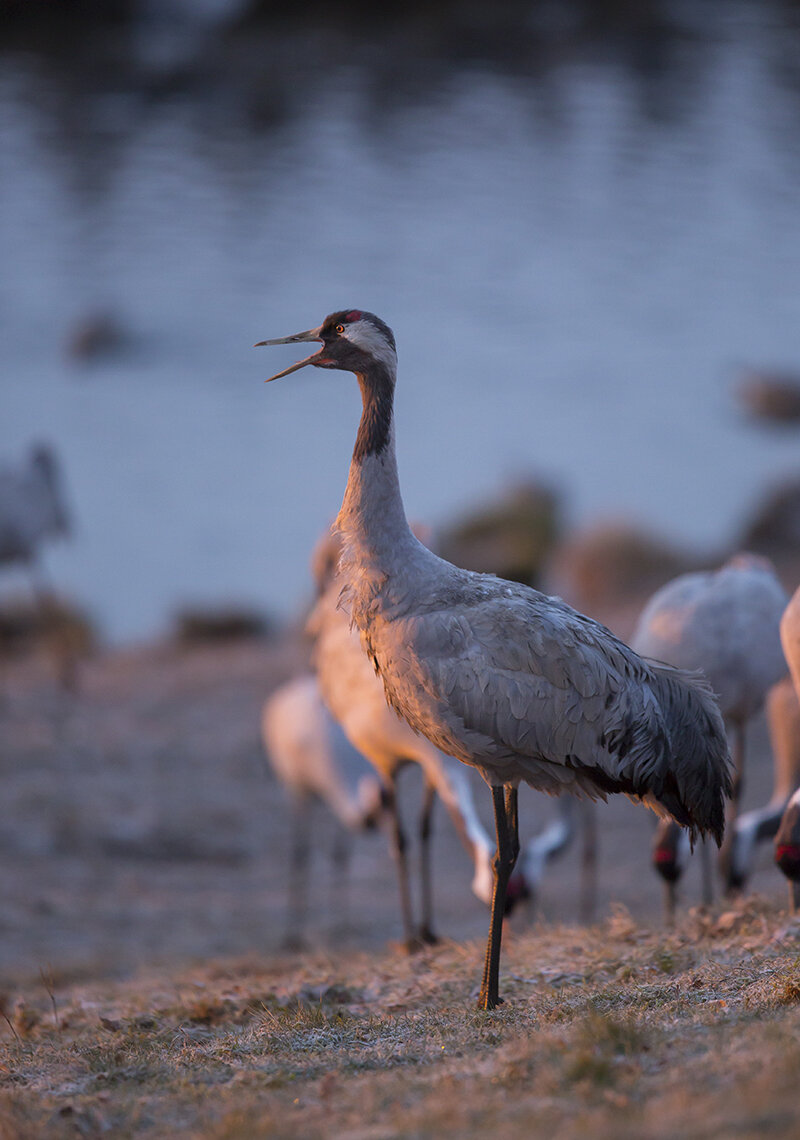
[2,1,800,641]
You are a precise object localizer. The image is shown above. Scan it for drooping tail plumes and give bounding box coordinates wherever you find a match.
[647,663,733,845]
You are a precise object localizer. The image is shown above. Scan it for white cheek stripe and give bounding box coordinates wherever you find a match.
[343,320,397,371]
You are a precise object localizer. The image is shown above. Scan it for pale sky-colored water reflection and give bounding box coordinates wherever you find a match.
[3,2,800,640]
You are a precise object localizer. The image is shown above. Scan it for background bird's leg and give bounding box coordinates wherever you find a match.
[329,823,351,941]
[417,776,438,945]
[478,785,519,1010]
[383,781,417,950]
[578,800,597,925]
[791,880,800,915]
[663,880,676,927]
[720,722,746,890]
[284,796,311,950]
[700,839,714,905]
[30,560,77,693]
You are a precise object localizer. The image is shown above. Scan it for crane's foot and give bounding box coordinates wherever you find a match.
[396,934,431,955]
[477,989,504,1011]
[417,925,439,946]
[280,933,307,953]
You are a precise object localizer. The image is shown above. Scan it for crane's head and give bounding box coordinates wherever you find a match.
[256,310,396,382]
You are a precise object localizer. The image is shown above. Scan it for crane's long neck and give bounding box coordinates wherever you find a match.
[336,359,416,579]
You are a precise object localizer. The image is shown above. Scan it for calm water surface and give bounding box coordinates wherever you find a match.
[2,1,800,640]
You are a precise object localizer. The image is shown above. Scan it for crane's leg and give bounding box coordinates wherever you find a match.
[284,796,311,950]
[653,820,681,925]
[720,722,746,892]
[478,785,519,1011]
[30,562,78,693]
[417,776,438,945]
[384,782,417,951]
[578,800,597,925]
[329,823,351,941]
[700,839,714,906]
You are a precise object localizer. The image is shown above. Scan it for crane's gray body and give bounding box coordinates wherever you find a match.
[346,533,727,836]
[0,444,70,566]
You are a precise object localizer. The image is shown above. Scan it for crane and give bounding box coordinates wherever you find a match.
[0,443,73,682]
[775,584,800,912]
[256,309,732,1009]
[774,789,800,912]
[518,796,598,924]
[648,677,800,918]
[727,676,800,891]
[261,674,383,947]
[632,554,789,902]
[0,443,70,573]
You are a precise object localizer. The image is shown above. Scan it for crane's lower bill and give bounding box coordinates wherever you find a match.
[254,326,326,383]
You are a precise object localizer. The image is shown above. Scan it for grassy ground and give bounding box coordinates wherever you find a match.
[2,637,798,1137]
[3,898,800,1139]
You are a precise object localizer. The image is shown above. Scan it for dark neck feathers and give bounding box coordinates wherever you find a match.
[353,363,395,463]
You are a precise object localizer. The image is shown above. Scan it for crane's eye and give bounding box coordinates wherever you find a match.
[335,324,345,334]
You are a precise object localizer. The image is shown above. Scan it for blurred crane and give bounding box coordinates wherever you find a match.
[781,583,800,712]
[0,443,70,573]
[651,677,800,919]
[727,676,800,891]
[519,796,598,924]
[774,789,800,913]
[0,443,74,685]
[258,308,731,1008]
[261,674,383,947]
[632,554,789,912]
[774,585,800,912]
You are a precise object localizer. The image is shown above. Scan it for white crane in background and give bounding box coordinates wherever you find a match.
[262,674,383,947]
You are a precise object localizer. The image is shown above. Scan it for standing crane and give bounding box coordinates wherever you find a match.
[774,789,800,913]
[0,443,73,682]
[781,584,800,715]
[308,529,529,948]
[727,676,800,891]
[0,443,70,575]
[256,309,731,1009]
[775,584,800,911]
[631,555,789,906]
[261,674,383,947]
[648,677,800,918]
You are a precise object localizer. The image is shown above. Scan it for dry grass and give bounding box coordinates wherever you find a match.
[2,901,800,1139]
[3,640,800,1138]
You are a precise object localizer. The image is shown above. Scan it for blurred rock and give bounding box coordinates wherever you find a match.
[740,478,800,557]
[737,370,800,425]
[172,604,275,644]
[436,480,561,587]
[0,594,95,660]
[65,312,129,365]
[545,520,697,617]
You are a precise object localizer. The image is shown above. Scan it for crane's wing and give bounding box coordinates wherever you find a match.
[374,581,730,839]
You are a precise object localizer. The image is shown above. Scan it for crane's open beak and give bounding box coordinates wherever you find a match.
[254,326,325,382]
